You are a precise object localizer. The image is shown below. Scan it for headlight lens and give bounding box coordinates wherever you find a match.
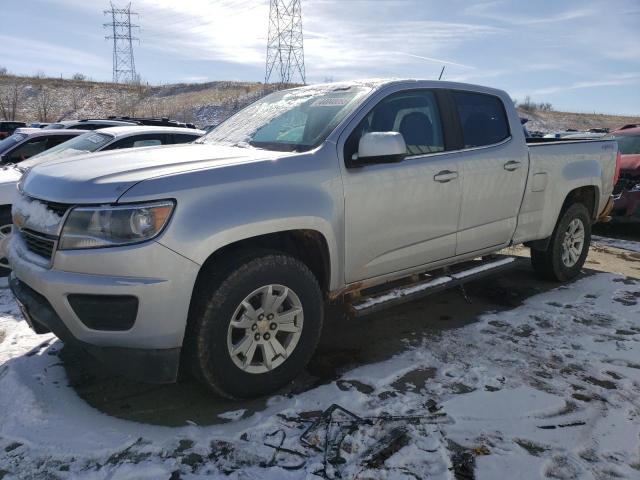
[59,200,175,250]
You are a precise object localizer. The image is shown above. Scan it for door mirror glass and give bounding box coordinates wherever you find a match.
[354,132,406,165]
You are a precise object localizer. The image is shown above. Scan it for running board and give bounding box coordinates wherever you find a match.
[348,256,520,317]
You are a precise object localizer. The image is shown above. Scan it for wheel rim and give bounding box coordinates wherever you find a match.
[561,218,585,268]
[226,284,304,374]
[0,224,13,269]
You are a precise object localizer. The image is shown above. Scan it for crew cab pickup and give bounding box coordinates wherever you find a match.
[7,80,618,398]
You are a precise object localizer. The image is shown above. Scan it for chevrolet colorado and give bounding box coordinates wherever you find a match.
[8,80,618,398]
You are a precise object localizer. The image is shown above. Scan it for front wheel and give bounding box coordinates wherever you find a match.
[0,207,13,277]
[530,202,591,282]
[186,253,323,399]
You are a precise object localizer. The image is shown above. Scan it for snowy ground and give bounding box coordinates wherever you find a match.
[593,235,640,254]
[1,246,640,479]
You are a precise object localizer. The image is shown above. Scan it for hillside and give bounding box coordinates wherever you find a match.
[517,108,639,134]
[1,74,638,131]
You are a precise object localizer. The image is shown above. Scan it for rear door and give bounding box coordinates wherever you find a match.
[341,88,462,282]
[449,90,529,255]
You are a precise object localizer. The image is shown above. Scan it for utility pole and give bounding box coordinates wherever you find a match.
[104,2,139,84]
[265,0,306,86]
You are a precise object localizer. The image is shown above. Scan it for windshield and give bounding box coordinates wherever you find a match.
[0,133,26,155]
[27,132,114,164]
[614,134,640,155]
[197,84,372,152]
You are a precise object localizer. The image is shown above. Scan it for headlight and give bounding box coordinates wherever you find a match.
[59,200,175,250]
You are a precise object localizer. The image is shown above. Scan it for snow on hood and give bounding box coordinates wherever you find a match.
[21,143,282,204]
[12,193,62,235]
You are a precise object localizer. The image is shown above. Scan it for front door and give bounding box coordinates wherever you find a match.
[341,89,462,283]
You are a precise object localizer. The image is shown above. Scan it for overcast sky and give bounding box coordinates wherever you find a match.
[2,0,639,115]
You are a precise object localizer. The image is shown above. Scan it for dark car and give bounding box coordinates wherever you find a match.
[0,121,27,140]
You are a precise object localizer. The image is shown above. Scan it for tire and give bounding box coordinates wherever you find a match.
[185,252,324,399]
[0,206,12,277]
[530,202,591,282]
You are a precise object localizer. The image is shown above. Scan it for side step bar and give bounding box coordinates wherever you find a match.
[348,256,521,317]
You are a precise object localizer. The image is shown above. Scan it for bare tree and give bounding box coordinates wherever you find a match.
[0,79,24,120]
[0,67,7,76]
[70,85,89,112]
[35,86,57,122]
[72,73,86,81]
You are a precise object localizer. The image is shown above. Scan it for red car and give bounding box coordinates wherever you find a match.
[0,121,27,140]
[611,125,640,222]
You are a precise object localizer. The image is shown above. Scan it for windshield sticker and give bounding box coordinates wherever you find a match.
[311,96,350,107]
[86,134,105,144]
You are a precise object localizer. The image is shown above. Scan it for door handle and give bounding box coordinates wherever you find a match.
[433,170,458,183]
[504,160,522,171]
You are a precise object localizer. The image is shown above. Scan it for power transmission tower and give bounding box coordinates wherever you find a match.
[104,2,139,84]
[265,0,306,86]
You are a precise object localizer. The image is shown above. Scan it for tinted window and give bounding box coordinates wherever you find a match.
[103,134,167,151]
[0,133,27,155]
[4,137,49,163]
[172,134,199,144]
[453,92,510,148]
[614,134,640,155]
[347,90,444,159]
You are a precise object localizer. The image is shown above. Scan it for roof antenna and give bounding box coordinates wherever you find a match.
[438,66,445,80]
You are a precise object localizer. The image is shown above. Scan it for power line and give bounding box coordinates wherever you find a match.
[104,2,140,84]
[265,0,306,86]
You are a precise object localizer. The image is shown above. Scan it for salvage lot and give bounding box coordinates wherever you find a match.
[0,238,639,479]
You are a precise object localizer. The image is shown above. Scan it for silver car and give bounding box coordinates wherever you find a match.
[8,80,617,398]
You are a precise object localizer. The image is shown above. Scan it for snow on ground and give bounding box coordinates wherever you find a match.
[593,235,640,254]
[0,272,639,479]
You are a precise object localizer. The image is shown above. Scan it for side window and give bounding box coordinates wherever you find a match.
[346,90,445,160]
[171,134,198,144]
[6,138,49,163]
[452,92,510,148]
[103,134,166,150]
[46,135,76,148]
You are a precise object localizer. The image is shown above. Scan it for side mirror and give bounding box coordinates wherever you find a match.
[352,132,406,166]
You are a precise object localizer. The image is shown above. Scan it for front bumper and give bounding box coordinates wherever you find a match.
[10,275,180,383]
[8,234,201,383]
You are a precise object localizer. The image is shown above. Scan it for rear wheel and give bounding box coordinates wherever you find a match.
[186,252,323,399]
[530,202,591,282]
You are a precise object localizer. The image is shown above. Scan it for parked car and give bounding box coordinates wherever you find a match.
[25,125,205,164]
[0,121,27,140]
[8,80,618,399]
[610,126,640,221]
[0,126,204,274]
[45,119,141,130]
[0,128,85,165]
[45,117,198,131]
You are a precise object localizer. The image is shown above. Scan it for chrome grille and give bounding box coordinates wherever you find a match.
[21,229,56,261]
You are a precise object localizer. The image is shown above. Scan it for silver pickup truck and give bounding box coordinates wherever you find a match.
[8,80,618,398]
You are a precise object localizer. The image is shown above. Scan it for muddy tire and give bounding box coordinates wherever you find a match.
[0,206,12,277]
[530,203,591,282]
[185,252,323,399]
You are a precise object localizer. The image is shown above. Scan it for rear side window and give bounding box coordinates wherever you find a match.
[452,92,510,148]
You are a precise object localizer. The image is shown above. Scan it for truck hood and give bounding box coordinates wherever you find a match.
[21,144,282,204]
